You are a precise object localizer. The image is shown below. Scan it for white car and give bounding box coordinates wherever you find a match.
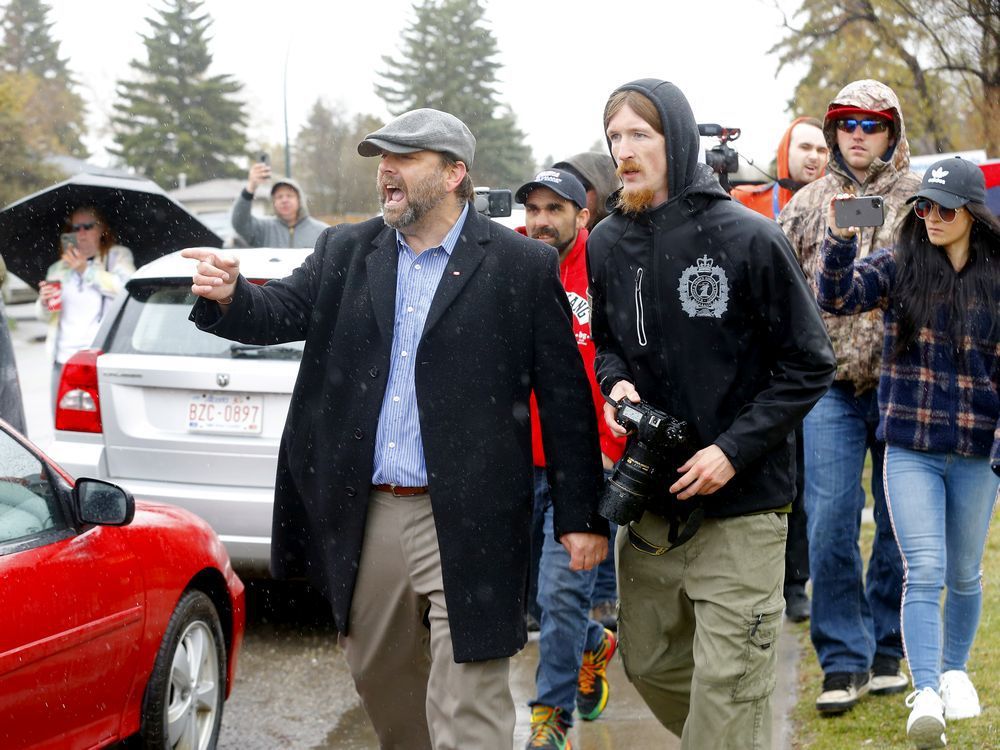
[48,247,309,571]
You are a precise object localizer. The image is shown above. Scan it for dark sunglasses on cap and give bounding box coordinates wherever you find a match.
[71,221,98,231]
[836,118,891,135]
[912,198,961,223]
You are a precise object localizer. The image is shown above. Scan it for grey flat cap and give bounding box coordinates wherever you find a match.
[358,108,476,168]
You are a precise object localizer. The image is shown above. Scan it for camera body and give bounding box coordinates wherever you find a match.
[698,123,742,176]
[599,399,689,525]
[473,187,512,218]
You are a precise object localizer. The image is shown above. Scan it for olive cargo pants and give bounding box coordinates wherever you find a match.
[616,511,787,750]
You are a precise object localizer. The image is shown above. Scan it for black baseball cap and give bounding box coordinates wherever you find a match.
[906,157,987,210]
[515,169,587,210]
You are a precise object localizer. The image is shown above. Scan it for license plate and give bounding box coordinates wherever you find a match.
[187,393,262,434]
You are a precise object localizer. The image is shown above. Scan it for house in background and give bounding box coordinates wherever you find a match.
[169,178,273,248]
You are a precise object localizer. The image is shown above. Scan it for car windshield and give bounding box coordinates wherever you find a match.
[109,282,304,360]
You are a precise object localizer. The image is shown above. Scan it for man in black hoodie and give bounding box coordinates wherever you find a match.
[587,79,836,748]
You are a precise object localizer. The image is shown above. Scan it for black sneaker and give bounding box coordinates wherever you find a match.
[870,653,909,695]
[816,671,870,714]
[784,584,810,623]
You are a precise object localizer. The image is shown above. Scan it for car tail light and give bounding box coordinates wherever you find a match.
[55,349,103,433]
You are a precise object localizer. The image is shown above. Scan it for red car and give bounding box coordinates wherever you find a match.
[0,419,245,750]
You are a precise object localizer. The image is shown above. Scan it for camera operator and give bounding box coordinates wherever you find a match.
[231,158,328,248]
[588,79,836,749]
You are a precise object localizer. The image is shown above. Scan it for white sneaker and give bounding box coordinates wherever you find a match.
[905,688,947,748]
[939,670,981,720]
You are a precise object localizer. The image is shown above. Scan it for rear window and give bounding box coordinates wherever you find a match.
[107,283,304,361]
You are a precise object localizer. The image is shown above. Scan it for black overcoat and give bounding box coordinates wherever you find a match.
[191,208,606,661]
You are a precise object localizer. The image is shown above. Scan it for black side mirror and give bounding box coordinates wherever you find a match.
[74,478,135,526]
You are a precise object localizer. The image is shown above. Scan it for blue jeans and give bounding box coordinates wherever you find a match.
[804,384,904,673]
[884,447,999,690]
[531,467,605,718]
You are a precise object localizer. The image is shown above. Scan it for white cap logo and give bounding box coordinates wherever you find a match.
[928,167,949,185]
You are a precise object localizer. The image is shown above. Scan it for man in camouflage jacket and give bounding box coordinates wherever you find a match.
[778,79,921,715]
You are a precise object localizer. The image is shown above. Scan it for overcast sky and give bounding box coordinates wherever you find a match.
[47,0,806,179]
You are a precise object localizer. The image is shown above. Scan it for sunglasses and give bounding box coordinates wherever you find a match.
[71,221,98,231]
[913,198,961,223]
[836,118,891,135]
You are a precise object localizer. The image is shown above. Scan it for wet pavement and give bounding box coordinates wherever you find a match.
[212,579,801,750]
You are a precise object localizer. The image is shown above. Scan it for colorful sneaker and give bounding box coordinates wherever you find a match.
[870,653,910,695]
[939,670,981,720]
[526,705,572,749]
[905,687,946,748]
[577,627,617,721]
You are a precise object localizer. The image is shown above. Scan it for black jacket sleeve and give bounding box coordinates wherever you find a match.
[713,232,836,472]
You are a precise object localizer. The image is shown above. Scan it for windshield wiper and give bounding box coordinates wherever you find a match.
[228,343,302,360]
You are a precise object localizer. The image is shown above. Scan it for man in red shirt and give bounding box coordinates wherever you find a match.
[516,168,625,749]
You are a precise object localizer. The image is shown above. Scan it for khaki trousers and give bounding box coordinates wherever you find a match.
[339,490,515,750]
[616,511,787,750]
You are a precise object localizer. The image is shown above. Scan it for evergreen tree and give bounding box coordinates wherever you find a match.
[0,0,66,77]
[375,0,533,190]
[110,0,247,187]
[0,0,87,157]
[295,99,383,217]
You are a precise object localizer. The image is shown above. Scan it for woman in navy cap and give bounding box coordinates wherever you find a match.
[818,156,999,749]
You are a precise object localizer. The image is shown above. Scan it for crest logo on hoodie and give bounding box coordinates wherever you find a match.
[928,167,949,185]
[678,255,729,318]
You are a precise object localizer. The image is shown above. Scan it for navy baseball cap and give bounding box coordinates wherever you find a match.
[906,157,987,209]
[515,169,587,210]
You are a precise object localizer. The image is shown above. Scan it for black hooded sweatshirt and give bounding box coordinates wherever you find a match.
[587,79,836,519]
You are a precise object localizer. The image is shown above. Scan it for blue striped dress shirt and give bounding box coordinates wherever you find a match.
[371,203,470,486]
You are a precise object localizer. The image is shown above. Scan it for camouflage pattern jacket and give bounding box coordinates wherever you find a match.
[778,80,921,393]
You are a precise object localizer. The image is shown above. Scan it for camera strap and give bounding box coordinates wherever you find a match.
[628,505,705,555]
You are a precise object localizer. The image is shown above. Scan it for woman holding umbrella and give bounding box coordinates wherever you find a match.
[818,157,999,749]
[37,206,135,408]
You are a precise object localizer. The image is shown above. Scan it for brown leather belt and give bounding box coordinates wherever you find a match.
[372,484,429,497]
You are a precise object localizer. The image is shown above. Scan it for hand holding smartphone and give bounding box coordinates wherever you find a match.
[60,232,77,253]
[834,195,885,228]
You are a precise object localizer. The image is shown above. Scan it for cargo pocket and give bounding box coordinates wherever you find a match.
[731,604,782,702]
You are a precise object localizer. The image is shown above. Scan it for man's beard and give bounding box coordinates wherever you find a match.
[378,169,449,230]
[615,158,656,216]
[616,187,655,216]
[531,227,573,253]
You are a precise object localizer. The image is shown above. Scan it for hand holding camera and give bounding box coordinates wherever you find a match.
[598,394,689,524]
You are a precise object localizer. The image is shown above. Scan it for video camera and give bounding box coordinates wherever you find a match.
[474,187,512,218]
[698,123,742,176]
[598,399,689,525]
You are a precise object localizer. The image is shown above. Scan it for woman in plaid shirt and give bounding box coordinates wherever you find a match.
[818,157,999,750]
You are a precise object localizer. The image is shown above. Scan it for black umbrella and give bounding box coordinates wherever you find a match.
[0,171,222,288]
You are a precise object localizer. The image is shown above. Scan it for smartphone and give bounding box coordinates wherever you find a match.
[834,195,885,228]
[60,232,77,252]
[259,152,270,166]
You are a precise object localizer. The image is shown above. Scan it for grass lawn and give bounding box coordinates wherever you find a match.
[789,461,1000,748]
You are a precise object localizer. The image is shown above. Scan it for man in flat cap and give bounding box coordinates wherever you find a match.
[183,108,606,749]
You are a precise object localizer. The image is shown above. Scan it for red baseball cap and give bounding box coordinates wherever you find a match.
[826,106,895,122]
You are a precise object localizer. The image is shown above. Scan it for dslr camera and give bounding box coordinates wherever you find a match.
[599,399,689,525]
